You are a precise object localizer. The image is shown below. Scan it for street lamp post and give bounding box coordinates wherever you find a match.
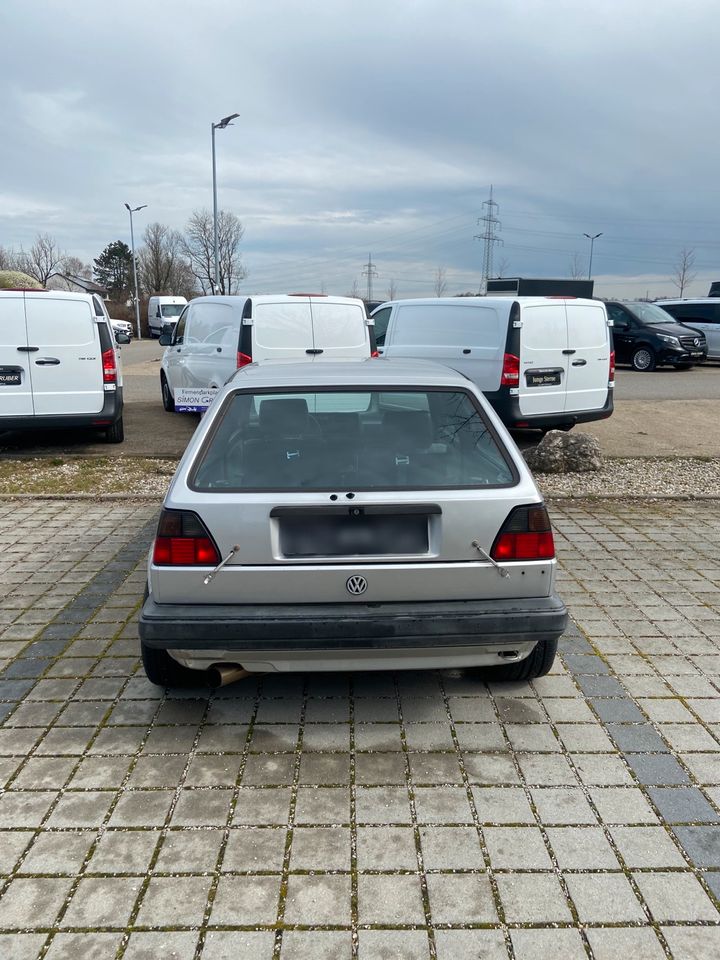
[124,203,147,339]
[584,232,603,280]
[211,112,239,293]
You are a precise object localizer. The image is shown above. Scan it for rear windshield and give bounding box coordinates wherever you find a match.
[190,388,516,491]
[161,304,184,317]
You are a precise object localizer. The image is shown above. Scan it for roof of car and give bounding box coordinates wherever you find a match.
[226,358,473,389]
[187,294,366,307]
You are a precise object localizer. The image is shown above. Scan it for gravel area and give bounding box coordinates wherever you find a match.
[0,455,718,499]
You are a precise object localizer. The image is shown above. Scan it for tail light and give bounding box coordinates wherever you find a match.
[102,347,117,384]
[609,350,615,384]
[371,350,379,358]
[237,351,252,368]
[152,510,220,566]
[491,504,555,561]
[500,353,520,386]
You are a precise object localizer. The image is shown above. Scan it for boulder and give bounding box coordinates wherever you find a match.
[524,430,602,473]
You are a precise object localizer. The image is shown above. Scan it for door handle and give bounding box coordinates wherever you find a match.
[17,346,39,352]
[35,358,60,365]
[305,348,324,355]
[462,348,471,355]
[571,359,587,366]
[562,349,576,355]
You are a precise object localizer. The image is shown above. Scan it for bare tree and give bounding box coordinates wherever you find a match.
[568,252,586,280]
[48,255,92,291]
[386,278,398,300]
[138,222,193,295]
[182,209,246,295]
[17,233,66,286]
[672,247,697,297]
[434,266,447,297]
[493,257,511,278]
[0,246,20,270]
[346,279,360,299]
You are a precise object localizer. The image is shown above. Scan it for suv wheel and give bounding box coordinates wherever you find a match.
[632,346,656,371]
[488,637,558,681]
[161,374,175,412]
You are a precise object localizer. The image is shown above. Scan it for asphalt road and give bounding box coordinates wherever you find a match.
[1,338,719,458]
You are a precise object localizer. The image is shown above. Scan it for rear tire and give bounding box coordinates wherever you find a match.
[631,346,656,371]
[488,637,558,681]
[161,375,175,412]
[105,417,124,443]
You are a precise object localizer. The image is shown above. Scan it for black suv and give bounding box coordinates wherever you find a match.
[605,301,707,371]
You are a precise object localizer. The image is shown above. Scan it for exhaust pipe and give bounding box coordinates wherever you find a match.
[208,663,254,687]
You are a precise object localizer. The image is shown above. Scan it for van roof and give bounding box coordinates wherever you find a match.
[188,294,366,308]
[0,289,95,302]
[372,296,600,311]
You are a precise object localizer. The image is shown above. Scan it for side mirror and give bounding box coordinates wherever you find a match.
[614,321,629,331]
[156,308,162,317]
[115,332,131,345]
[159,333,172,346]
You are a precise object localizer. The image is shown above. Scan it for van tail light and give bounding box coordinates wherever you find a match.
[491,504,556,561]
[102,347,117,384]
[609,350,615,384]
[237,351,252,368]
[500,353,520,386]
[152,510,221,566]
[371,350,379,358]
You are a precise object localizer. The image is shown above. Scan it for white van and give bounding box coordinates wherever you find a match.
[148,296,188,337]
[654,299,720,360]
[372,297,614,430]
[160,294,375,412]
[0,289,127,442]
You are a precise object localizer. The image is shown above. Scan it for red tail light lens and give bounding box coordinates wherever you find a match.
[370,350,379,358]
[152,510,221,566]
[500,353,520,386]
[491,504,556,561]
[102,347,117,384]
[237,351,252,368]
[609,350,615,383]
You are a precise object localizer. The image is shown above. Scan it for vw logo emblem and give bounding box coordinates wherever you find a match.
[346,575,368,596]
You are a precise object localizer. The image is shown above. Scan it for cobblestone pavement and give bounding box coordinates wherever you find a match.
[1,498,719,959]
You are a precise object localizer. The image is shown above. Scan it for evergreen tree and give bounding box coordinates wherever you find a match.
[93,241,135,300]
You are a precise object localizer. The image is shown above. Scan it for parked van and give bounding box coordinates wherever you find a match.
[148,296,188,337]
[372,297,614,430]
[0,289,127,442]
[654,299,720,360]
[160,294,375,412]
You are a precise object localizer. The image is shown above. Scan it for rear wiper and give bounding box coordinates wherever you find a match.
[203,544,241,586]
[471,540,510,578]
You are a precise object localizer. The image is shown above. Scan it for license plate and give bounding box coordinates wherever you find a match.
[0,367,22,386]
[281,514,429,557]
[691,352,704,358]
[526,370,561,387]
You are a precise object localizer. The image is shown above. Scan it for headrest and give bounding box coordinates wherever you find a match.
[383,409,433,448]
[259,397,309,432]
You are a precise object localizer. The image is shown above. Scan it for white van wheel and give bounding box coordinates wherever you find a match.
[161,375,175,413]
[105,417,124,444]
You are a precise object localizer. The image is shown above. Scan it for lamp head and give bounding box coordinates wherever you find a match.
[216,112,240,129]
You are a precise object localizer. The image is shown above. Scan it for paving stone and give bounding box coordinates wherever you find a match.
[358,874,426,925]
[0,791,57,827]
[358,930,432,960]
[171,789,234,826]
[471,787,534,824]
[0,876,73,929]
[89,830,159,873]
[122,931,200,960]
[434,929,507,960]
[454,723,507,751]
[0,830,33,873]
[626,753,691,785]
[609,825,686,868]
[44,933,125,959]
[605,723,671,753]
[355,786,411,824]
[18,830,95,875]
[201,931,275,960]
[69,756,132,789]
[530,787,597,825]
[546,825,620,869]
[233,787,292,825]
[284,874,352,925]
[210,875,281,925]
[355,752,407,785]
[222,827,287,872]
[590,698,646,723]
[510,927,587,960]
[297,752,350,785]
[517,753,576,786]
[357,826,418,870]
[672,826,720,867]
[570,752,634,786]
[135,875,212,926]
[463,753,520,785]
[585,927,666,960]
[647,786,720,824]
[290,826,351,870]
[60,876,141,927]
[563,873,645,923]
[294,786,350,824]
[484,826,552,869]
[633,871,719,921]
[554,723,615,752]
[413,786,474,824]
[280,931,353,960]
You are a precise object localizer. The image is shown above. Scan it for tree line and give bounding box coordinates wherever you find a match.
[0,209,246,302]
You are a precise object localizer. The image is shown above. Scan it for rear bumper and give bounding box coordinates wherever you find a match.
[0,388,123,432]
[486,388,613,430]
[139,594,568,651]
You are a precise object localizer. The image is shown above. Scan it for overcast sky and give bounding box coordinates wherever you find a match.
[2,0,720,299]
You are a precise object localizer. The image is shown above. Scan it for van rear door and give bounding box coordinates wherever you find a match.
[563,302,610,413]
[24,295,104,415]
[253,299,314,361]
[0,295,34,416]
[309,299,370,359]
[383,302,505,391]
[518,302,569,416]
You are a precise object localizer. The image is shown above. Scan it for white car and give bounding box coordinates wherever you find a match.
[110,318,133,340]
[139,359,567,686]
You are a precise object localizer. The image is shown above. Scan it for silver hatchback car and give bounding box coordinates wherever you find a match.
[139,360,567,685]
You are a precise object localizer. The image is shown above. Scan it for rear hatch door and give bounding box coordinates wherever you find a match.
[0,294,34,416]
